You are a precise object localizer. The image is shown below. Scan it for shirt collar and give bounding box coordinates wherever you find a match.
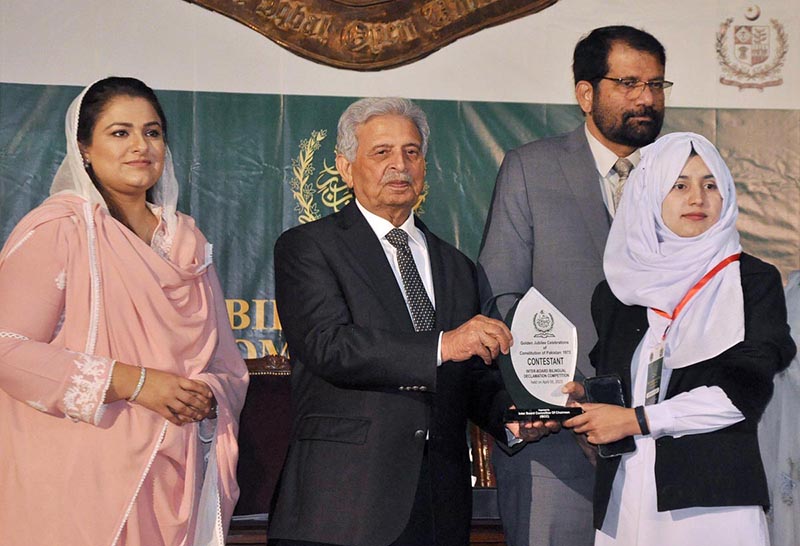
[584,124,641,177]
[355,199,425,247]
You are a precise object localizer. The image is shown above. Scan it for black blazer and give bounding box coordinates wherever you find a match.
[589,253,796,530]
[269,202,512,546]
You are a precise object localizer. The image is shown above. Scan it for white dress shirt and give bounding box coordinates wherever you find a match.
[356,200,435,309]
[585,125,641,219]
[355,199,443,365]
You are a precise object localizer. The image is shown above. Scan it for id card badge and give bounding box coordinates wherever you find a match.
[645,342,664,406]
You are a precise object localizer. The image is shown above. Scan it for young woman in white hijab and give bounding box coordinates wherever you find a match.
[563,132,795,545]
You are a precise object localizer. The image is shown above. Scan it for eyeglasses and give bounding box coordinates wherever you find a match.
[600,77,673,98]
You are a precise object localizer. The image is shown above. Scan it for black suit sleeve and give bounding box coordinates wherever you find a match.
[274,226,439,391]
[467,362,516,442]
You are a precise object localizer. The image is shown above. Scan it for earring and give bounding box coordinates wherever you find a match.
[82,157,91,169]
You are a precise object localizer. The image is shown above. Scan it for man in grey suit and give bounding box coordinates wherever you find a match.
[478,26,669,546]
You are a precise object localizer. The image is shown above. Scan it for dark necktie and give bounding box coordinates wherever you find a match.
[612,157,634,210]
[384,228,436,332]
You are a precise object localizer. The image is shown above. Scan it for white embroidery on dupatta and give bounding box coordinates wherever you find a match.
[83,202,101,354]
[51,311,65,341]
[62,353,111,424]
[196,242,214,274]
[0,331,30,341]
[213,487,225,546]
[151,221,173,260]
[110,421,169,546]
[5,229,36,260]
[26,400,48,412]
[55,270,67,290]
[94,360,119,424]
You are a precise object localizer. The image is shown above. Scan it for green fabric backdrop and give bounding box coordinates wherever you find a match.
[2,83,797,357]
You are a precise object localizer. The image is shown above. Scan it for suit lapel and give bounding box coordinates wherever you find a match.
[558,126,610,260]
[336,203,415,330]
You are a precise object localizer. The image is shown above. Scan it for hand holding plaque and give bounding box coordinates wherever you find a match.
[498,287,583,422]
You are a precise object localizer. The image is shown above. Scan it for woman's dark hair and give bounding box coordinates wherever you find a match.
[572,26,666,87]
[77,77,167,227]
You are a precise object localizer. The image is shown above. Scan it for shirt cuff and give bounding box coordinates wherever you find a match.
[644,386,744,439]
[641,404,668,437]
[505,427,524,446]
[437,331,443,367]
[62,352,115,426]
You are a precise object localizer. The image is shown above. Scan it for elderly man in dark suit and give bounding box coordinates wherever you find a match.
[269,97,519,546]
[478,26,669,546]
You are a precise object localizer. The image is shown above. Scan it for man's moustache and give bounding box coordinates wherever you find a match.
[623,108,659,123]
[382,172,413,183]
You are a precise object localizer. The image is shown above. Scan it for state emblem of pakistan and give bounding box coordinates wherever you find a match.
[716,6,788,90]
[533,310,555,338]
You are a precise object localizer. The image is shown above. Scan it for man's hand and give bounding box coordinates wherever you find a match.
[507,414,561,442]
[441,315,513,365]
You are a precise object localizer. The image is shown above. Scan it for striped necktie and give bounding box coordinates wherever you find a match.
[612,157,634,210]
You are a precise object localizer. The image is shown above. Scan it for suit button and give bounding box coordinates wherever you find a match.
[414,430,426,440]
[411,386,420,391]
[419,386,427,392]
[399,386,406,391]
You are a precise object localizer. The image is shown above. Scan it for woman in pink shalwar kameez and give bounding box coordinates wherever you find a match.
[0,77,249,545]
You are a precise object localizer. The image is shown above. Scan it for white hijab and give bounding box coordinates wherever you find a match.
[50,80,179,235]
[604,132,744,369]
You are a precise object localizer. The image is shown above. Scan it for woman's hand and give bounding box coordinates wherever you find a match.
[563,403,640,445]
[108,363,216,425]
[135,370,215,425]
[560,381,598,465]
[562,381,587,406]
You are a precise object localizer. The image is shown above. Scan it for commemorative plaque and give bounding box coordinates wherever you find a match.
[499,287,582,422]
[183,0,560,71]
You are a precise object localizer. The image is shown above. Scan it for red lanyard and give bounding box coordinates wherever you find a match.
[651,253,741,337]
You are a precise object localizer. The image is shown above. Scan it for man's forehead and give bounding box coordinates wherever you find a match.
[607,43,664,74]
[356,114,422,144]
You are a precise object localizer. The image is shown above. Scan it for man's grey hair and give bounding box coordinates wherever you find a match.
[336,97,430,162]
